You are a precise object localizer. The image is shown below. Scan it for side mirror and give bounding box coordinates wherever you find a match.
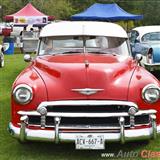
[24,54,32,62]
[1,47,4,53]
[0,44,5,53]
[135,54,143,63]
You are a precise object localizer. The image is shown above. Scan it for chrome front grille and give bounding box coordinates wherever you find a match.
[15,100,158,143]
[17,100,156,130]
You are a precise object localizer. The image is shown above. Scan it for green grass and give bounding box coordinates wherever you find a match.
[0,54,160,160]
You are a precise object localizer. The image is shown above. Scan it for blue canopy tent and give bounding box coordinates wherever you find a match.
[71,3,143,21]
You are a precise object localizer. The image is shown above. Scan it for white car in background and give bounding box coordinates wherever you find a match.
[130,26,160,72]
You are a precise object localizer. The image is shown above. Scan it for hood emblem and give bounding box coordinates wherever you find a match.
[71,88,104,96]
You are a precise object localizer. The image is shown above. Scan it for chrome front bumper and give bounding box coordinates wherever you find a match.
[9,100,159,144]
[9,122,160,143]
[144,62,160,71]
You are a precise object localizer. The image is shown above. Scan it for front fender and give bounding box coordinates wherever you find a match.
[11,66,48,126]
[127,66,160,124]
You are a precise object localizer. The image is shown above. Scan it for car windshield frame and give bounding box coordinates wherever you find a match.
[38,36,130,56]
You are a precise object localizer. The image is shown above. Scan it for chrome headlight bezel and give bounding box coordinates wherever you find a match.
[13,84,33,105]
[142,84,160,104]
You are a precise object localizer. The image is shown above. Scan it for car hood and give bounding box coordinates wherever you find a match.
[33,54,136,101]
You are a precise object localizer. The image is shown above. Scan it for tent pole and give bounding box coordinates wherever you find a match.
[127,21,128,32]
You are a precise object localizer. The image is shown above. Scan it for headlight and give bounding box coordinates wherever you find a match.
[13,84,33,105]
[142,84,160,103]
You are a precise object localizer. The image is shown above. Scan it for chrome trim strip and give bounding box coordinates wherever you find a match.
[18,123,151,129]
[144,62,160,66]
[37,100,138,109]
[18,109,156,118]
[144,62,160,70]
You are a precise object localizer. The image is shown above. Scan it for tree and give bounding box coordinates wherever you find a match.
[1,0,160,27]
[142,0,160,25]
[31,0,74,20]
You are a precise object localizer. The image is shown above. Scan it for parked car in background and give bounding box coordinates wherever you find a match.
[9,21,160,150]
[130,26,160,71]
[0,45,4,67]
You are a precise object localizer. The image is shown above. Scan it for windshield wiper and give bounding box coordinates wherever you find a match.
[87,51,118,56]
[61,50,83,54]
[87,51,108,54]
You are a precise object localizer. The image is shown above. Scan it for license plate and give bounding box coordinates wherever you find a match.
[75,134,105,150]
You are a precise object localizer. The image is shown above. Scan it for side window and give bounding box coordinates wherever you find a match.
[130,31,139,44]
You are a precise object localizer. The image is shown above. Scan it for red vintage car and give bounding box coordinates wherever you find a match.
[9,21,160,150]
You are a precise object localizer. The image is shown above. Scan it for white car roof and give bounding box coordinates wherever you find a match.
[40,21,128,38]
[133,26,160,39]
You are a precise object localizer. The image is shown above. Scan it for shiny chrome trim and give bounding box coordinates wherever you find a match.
[18,123,151,129]
[54,117,61,143]
[142,84,160,104]
[40,115,46,128]
[9,122,160,143]
[71,88,104,96]
[37,100,138,110]
[128,107,138,116]
[17,123,121,129]
[12,84,33,105]
[135,54,143,64]
[20,115,28,142]
[150,114,157,139]
[130,116,135,128]
[37,107,47,128]
[119,117,125,144]
[18,109,156,118]
[24,54,32,62]
[144,62,160,66]
[14,100,158,144]
[144,62,160,71]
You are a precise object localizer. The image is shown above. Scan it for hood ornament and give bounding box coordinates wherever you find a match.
[71,88,104,96]
[84,60,89,68]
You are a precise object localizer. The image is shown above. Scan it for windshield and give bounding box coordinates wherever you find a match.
[142,32,160,42]
[38,36,130,56]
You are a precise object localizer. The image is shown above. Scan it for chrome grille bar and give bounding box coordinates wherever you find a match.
[37,100,138,109]
[18,110,156,118]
